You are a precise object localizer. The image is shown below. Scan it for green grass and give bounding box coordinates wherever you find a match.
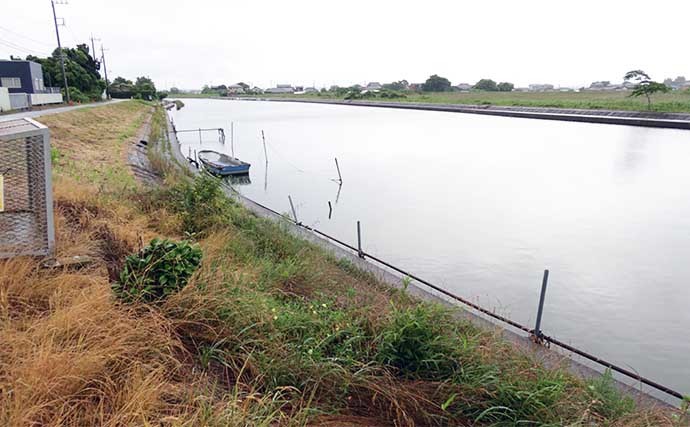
[135,172,671,425]
[259,90,690,113]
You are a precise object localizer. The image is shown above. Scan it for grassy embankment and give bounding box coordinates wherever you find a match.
[238,90,690,114]
[1,101,687,426]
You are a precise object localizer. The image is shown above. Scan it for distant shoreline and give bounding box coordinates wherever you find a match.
[171,94,690,130]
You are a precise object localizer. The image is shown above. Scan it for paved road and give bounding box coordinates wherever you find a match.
[0,99,126,122]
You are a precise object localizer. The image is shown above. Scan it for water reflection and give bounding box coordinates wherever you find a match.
[225,174,251,186]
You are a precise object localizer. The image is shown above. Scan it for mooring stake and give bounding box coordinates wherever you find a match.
[334,157,343,183]
[357,221,364,258]
[231,122,235,157]
[533,269,549,342]
[328,201,333,219]
[198,128,202,144]
[261,130,268,163]
[288,195,298,223]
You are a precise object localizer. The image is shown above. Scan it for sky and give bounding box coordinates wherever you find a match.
[1,0,689,90]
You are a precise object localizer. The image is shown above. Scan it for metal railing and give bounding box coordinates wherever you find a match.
[218,181,686,402]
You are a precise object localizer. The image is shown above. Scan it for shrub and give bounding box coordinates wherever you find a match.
[113,238,202,303]
[375,305,461,379]
[159,174,234,235]
[66,87,90,103]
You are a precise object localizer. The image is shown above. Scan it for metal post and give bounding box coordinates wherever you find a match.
[357,221,364,258]
[534,269,549,338]
[199,128,202,144]
[288,195,298,223]
[194,149,198,168]
[328,201,332,219]
[334,157,343,183]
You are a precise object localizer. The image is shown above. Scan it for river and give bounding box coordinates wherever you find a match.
[169,98,690,398]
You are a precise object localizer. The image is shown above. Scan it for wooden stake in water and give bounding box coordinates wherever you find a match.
[328,201,332,219]
[334,157,343,183]
[261,130,268,163]
[231,122,235,158]
[198,128,202,144]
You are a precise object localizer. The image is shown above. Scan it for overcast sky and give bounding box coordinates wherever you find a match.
[2,0,688,90]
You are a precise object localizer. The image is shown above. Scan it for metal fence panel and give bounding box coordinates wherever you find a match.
[0,118,55,258]
[9,93,30,110]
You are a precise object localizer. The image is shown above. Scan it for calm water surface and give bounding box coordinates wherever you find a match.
[170,98,690,397]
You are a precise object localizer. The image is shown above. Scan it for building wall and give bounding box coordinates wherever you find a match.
[0,87,10,112]
[30,93,63,105]
[0,61,43,94]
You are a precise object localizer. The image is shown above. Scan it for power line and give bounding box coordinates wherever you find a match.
[0,25,54,48]
[0,39,52,57]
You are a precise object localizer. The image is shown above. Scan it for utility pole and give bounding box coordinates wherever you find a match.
[89,33,100,62]
[51,0,70,103]
[100,45,110,99]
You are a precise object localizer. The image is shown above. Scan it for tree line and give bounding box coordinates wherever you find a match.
[24,43,162,102]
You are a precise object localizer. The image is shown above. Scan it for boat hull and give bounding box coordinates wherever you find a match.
[203,163,250,176]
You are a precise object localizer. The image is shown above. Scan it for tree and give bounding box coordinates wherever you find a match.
[473,79,498,91]
[134,76,157,100]
[237,82,250,91]
[109,77,135,98]
[26,43,105,100]
[422,75,451,92]
[497,82,514,92]
[624,70,670,109]
[169,87,180,94]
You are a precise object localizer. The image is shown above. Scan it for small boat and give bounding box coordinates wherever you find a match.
[197,150,250,176]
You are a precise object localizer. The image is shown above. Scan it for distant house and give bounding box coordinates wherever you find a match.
[227,84,245,94]
[454,83,472,92]
[304,87,318,93]
[0,59,63,108]
[265,84,295,94]
[528,84,555,92]
[366,82,382,91]
[587,81,631,91]
[251,86,264,94]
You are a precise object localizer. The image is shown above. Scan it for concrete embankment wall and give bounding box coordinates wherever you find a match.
[252,97,690,130]
[163,110,675,409]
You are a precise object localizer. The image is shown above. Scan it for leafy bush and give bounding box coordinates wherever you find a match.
[113,238,202,303]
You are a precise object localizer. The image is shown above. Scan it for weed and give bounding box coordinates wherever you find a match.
[113,238,202,303]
